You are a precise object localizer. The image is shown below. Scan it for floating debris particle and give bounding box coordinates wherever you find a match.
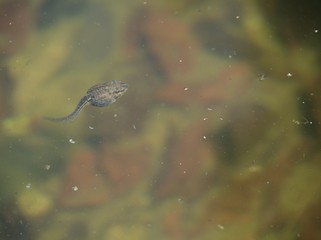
[217,224,225,230]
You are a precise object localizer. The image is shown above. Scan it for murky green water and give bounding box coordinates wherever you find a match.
[1,0,321,239]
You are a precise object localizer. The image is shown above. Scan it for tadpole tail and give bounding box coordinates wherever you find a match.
[44,96,89,122]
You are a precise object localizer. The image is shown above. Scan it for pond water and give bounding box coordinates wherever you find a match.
[1,0,321,239]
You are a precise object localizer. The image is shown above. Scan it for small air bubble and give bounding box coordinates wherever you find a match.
[72,186,79,191]
[184,87,188,91]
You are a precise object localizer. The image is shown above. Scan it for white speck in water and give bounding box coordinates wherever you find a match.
[203,117,208,121]
[114,114,118,118]
[266,181,270,184]
[248,165,261,172]
[133,124,136,130]
[286,72,292,77]
[179,59,183,63]
[44,165,51,170]
[217,224,225,230]
[89,126,94,130]
[72,186,79,191]
[207,107,213,111]
[259,73,267,81]
[292,118,312,125]
[184,87,188,91]
[302,117,313,125]
[314,29,318,33]
[203,135,207,139]
[69,138,76,144]
[25,183,32,189]
[219,117,224,121]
